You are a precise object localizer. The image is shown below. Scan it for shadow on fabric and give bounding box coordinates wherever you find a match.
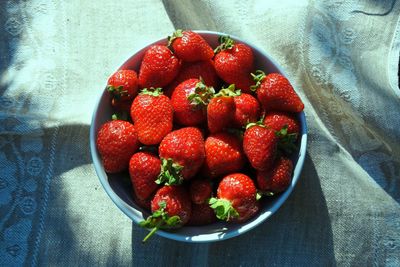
[130,153,337,266]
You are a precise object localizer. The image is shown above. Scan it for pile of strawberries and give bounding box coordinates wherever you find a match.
[96,30,304,242]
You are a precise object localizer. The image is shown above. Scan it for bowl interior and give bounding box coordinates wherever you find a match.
[90,31,307,242]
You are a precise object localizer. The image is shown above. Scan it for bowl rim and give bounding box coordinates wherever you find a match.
[90,30,308,243]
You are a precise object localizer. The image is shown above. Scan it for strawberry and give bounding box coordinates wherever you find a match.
[96,120,139,173]
[209,173,259,223]
[214,36,254,93]
[243,122,278,171]
[164,60,220,96]
[203,132,245,178]
[106,69,139,101]
[251,71,304,112]
[171,78,214,126]
[129,152,161,201]
[263,111,300,134]
[233,93,261,128]
[138,45,181,88]
[158,127,205,184]
[187,203,217,226]
[130,88,173,145]
[257,156,293,194]
[189,179,212,204]
[140,185,191,242]
[207,85,240,133]
[168,29,214,62]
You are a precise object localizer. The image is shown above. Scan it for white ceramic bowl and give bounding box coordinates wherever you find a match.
[90,30,307,243]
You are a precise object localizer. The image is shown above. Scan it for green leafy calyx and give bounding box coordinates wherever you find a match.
[209,197,239,221]
[107,85,128,99]
[156,158,184,185]
[187,77,215,106]
[214,84,241,98]
[167,29,184,47]
[140,87,163,97]
[214,35,235,54]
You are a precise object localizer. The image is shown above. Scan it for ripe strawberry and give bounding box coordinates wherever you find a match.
[263,111,300,154]
[233,93,261,128]
[129,152,161,201]
[207,85,240,133]
[164,60,220,96]
[243,123,278,171]
[252,71,304,112]
[130,88,173,145]
[140,185,191,242]
[187,203,217,226]
[138,45,181,88]
[209,173,259,223]
[263,111,300,134]
[189,179,212,204]
[171,78,214,126]
[203,132,245,178]
[214,36,254,93]
[257,156,293,194]
[158,127,205,184]
[168,29,214,62]
[106,69,139,101]
[96,120,139,173]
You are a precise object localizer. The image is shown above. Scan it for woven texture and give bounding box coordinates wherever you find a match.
[1,0,400,266]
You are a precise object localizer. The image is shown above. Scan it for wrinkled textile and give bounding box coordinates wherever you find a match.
[1,0,400,266]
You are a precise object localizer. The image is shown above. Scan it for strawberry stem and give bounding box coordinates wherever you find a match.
[214,35,235,54]
[250,70,267,91]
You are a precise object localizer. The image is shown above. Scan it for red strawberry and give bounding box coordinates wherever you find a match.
[263,111,300,154]
[214,36,254,93]
[209,173,259,223]
[96,120,139,173]
[207,85,240,133]
[257,156,293,194]
[203,132,245,178]
[243,123,278,171]
[130,88,173,145]
[140,185,191,242]
[168,30,214,62]
[171,78,214,126]
[129,152,161,201]
[138,45,181,88]
[158,127,205,184]
[233,93,261,128]
[252,71,304,112]
[189,179,212,204]
[106,69,139,101]
[263,111,300,134]
[165,60,220,96]
[187,203,217,226]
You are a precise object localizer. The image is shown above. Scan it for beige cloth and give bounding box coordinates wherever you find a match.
[0,0,399,266]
